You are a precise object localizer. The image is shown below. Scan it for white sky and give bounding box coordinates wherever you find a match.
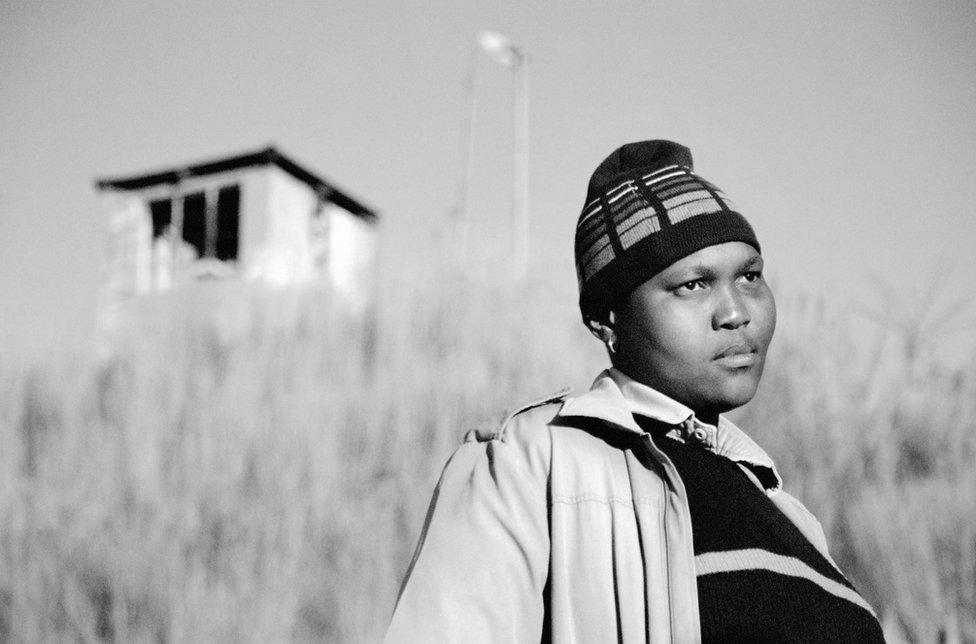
[2,1,975,358]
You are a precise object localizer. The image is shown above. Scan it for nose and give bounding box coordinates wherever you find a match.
[712,286,751,330]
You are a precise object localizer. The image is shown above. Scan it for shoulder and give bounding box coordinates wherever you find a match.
[460,386,571,471]
[463,386,572,444]
[498,386,573,438]
[423,388,571,498]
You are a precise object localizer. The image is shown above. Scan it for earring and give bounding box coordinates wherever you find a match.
[588,318,617,354]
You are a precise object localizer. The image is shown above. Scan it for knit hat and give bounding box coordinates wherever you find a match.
[575,140,760,324]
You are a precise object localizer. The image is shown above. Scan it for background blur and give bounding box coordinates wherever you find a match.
[2,1,975,642]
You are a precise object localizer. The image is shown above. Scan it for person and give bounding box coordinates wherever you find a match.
[384,140,884,642]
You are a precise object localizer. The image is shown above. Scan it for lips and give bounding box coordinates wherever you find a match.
[713,343,757,368]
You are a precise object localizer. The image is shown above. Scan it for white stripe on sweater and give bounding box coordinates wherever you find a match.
[695,548,876,617]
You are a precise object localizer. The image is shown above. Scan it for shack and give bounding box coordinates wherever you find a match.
[95,146,378,309]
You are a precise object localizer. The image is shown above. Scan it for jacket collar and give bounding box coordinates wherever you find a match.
[557,368,782,491]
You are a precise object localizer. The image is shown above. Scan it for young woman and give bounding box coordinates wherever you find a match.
[385,141,884,642]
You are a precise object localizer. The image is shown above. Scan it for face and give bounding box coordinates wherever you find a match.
[611,241,776,422]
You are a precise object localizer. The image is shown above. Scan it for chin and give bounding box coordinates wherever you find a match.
[709,379,761,413]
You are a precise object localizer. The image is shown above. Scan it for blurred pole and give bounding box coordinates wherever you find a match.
[512,53,529,281]
[478,30,530,281]
[170,176,184,286]
[453,48,479,270]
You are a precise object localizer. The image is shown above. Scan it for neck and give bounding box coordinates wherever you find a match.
[695,410,720,426]
[609,363,725,426]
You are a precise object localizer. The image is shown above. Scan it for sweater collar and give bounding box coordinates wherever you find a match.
[558,368,782,491]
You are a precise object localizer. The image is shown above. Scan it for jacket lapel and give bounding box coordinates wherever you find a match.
[557,369,783,491]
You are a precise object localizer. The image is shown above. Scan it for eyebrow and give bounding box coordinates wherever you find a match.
[741,254,764,270]
[669,254,763,281]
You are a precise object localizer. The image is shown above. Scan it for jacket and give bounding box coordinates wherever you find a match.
[384,369,833,643]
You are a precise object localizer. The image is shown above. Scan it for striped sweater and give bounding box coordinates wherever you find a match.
[637,416,885,642]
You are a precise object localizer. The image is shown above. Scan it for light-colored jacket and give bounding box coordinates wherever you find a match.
[385,370,832,643]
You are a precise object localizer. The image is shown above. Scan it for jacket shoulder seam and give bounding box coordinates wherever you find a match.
[494,386,572,441]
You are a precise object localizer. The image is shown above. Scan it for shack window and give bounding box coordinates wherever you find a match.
[182,192,206,259]
[148,185,240,263]
[216,185,240,261]
[149,199,171,239]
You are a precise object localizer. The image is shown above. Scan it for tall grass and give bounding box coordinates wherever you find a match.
[0,273,972,642]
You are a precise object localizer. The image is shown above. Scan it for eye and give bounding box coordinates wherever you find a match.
[675,279,706,294]
[742,270,762,283]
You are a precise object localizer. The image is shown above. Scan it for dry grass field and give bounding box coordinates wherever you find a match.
[1,273,973,642]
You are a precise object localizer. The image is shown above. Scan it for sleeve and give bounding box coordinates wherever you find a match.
[383,431,551,644]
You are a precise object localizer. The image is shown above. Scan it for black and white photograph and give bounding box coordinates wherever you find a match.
[1,2,974,641]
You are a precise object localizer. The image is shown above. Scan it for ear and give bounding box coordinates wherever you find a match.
[587,311,617,346]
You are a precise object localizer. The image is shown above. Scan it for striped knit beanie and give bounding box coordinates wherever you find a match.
[575,140,760,324]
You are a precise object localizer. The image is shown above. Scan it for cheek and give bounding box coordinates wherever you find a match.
[756,291,777,349]
[634,310,700,367]
[617,309,663,365]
